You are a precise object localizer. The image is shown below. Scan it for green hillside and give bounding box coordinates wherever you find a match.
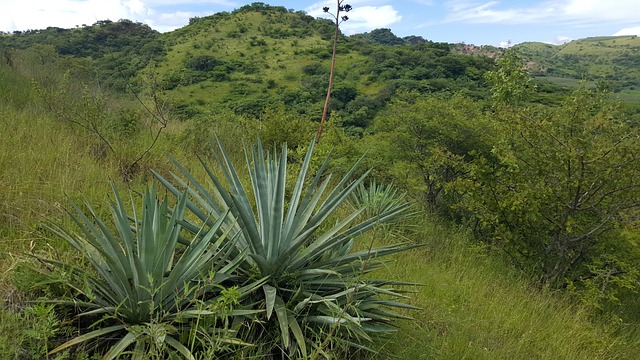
[1,3,495,133]
[2,61,639,359]
[1,3,640,359]
[148,4,495,130]
[515,35,640,94]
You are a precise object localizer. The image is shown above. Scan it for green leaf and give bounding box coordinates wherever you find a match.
[103,332,139,360]
[288,311,307,358]
[263,284,277,320]
[48,325,125,355]
[42,182,256,356]
[155,137,417,354]
[165,335,197,360]
[274,295,290,348]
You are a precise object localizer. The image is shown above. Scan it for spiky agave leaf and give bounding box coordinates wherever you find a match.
[43,183,262,358]
[154,137,417,357]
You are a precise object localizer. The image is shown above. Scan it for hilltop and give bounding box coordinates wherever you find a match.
[515,35,640,100]
[1,3,639,124]
[141,4,495,129]
[0,3,495,133]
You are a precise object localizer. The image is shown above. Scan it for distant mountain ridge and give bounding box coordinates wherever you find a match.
[2,2,639,124]
[514,35,640,98]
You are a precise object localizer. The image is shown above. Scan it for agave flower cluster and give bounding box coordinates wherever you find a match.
[42,138,415,359]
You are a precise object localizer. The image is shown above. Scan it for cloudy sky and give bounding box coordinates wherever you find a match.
[1,0,639,46]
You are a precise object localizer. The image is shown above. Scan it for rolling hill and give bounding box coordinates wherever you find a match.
[515,35,640,101]
[1,3,639,125]
[0,3,495,133]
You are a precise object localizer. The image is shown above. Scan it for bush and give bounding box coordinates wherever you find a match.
[185,55,223,72]
[154,138,417,358]
[465,77,640,296]
[38,184,264,359]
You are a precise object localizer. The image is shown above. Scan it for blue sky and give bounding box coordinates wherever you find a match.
[1,1,639,46]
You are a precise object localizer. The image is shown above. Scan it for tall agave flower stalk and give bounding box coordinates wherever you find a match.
[317,1,352,142]
[154,138,418,358]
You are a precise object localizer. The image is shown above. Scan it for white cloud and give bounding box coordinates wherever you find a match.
[444,0,640,25]
[0,0,149,31]
[146,10,208,32]
[613,26,640,36]
[144,0,236,5]
[410,0,435,5]
[341,6,402,34]
[552,35,572,44]
[306,1,402,35]
[125,0,149,14]
[444,1,554,24]
[0,0,238,33]
[562,0,640,22]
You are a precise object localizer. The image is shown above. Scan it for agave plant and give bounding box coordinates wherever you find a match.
[37,184,264,360]
[349,180,417,236]
[350,180,410,220]
[154,138,418,358]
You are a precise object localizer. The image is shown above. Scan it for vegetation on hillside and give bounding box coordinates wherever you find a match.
[515,35,640,95]
[1,2,639,359]
[1,3,496,136]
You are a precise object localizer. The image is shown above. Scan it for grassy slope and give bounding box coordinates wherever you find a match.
[2,65,639,358]
[372,221,640,359]
[516,35,640,95]
[145,9,374,114]
[0,66,119,292]
[559,36,640,56]
[517,35,640,63]
[0,67,640,359]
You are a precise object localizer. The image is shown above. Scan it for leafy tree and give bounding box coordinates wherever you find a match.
[363,29,404,45]
[485,51,535,105]
[367,93,493,211]
[301,62,325,76]
[185,55,223,72]
[464,78,640,291]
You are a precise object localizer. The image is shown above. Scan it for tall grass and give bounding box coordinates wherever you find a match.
[0,67,121,294]
[0,106,112,279]
[372,219,640,359]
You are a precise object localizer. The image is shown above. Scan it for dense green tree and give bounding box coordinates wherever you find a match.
[485,51,536,105]
[465,73,640,292]
[355,28,405,45]
[184,55,223,71]
[367,93,493,211]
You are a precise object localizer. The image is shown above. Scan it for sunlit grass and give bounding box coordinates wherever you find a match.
[371,219,640,359]
[0,105,116,286]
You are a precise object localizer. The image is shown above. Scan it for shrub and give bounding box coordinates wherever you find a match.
[185,55,223,72]
[154,138,417,358]
[37,184,264,359]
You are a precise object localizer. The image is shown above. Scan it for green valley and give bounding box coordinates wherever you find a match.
[1,3,639,359]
